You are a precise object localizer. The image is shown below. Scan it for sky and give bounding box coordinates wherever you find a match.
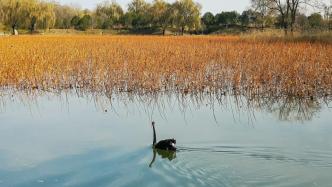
[55,0,251,14]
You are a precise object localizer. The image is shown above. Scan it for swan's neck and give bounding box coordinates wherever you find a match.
[152,123,157,146]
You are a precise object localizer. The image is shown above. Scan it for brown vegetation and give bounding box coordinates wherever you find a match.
[0,35,331,99]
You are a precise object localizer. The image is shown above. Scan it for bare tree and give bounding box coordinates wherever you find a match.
[288,0,324,34]
[323,1,332,30]
[251,0,271,30]
[251,0,290,34]
[251,0,324,35]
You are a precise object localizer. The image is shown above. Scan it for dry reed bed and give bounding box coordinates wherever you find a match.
[0,35,331,99]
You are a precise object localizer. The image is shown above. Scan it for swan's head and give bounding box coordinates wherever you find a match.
[170,138,176,145]
[152,121,155,126]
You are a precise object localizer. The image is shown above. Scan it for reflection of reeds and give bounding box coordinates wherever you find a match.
[0,89,328,122]
[0,36,331,99]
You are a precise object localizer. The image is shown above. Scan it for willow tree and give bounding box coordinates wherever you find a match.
[0,1,4,22]
[172,0,202,35]
[0,0,55,34]
[53,4,80,29]
[0,0,31,34]
[38,1,55,30]
[25,0,39,32]
[23,0,55,33]
[95,1,124,29]
[150,0,173,35]
[127,0,151,29]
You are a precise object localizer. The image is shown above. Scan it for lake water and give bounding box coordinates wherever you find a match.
[0,91,331,187]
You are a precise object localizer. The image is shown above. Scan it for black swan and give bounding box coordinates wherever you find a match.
[152,121,177,151]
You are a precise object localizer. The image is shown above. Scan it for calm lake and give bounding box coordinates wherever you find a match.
[0,91,331,187]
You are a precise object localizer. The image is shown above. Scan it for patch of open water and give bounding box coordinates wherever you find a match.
[0,91,331,187]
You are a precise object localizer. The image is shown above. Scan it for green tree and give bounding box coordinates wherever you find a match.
[308,13,323,28]
[95,1,124,29]
[215,11,239,28]
[127,0,151,29]
[54,4,78,29]
[239,10,251,27]
[150,0,172,35]
[202,12,215,26]
[77,15,92,31]
[71,15,80,28]
[120,12,134,28]
[172,0,202,35]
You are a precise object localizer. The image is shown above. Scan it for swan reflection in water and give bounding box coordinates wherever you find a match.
[149,149,177,168]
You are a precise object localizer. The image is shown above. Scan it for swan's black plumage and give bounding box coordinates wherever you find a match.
[152,122,177,151]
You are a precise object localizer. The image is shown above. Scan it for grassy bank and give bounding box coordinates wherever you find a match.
[240,30,332,44]
[2,27,331,41]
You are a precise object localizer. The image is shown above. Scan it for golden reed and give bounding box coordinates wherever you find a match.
[0,35,331,98]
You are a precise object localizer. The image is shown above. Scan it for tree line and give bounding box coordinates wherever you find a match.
[203,1,331,35]
[0,0,331,35]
